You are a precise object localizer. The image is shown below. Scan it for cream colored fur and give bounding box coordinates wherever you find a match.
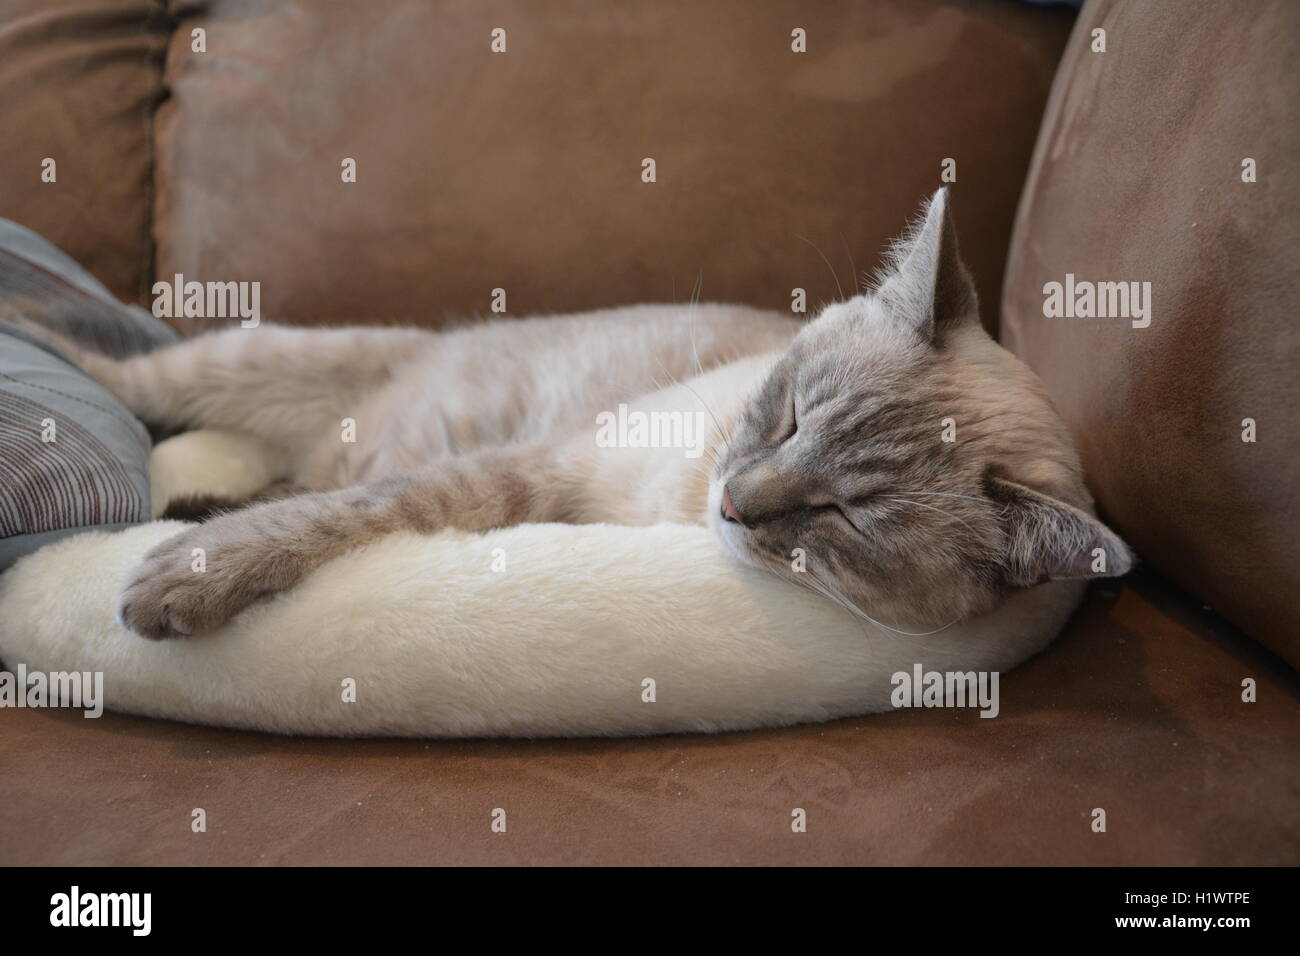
[0,491,1083,737]
[148,428,288,517]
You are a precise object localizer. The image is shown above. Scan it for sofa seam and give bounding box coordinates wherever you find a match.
[138,0,179,317]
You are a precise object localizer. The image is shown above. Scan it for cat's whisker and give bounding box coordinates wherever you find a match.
[890,491,990,504]
[684,382,731,455]
[839,230,862,295]
[648,350,732,456]
[791,569,917,650]
[649,354,682,390]
[797,567,881,629]
[798,563,959,641]
[687,275,706,378]
[878,494,980,533]
[797,234,844,302]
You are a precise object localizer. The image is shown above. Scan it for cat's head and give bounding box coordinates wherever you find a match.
[709,188,1132,632]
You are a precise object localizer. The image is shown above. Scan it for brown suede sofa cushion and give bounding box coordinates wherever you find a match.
[0,0,169,304]
[153,0,1072,335]
[2,575,1296,865]
[1001,0,1300,667]
[2,0,1296,869]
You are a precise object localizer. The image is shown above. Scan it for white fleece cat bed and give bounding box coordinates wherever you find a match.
[0,515,1080,737]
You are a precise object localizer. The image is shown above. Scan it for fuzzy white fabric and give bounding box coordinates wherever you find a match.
[0,517,1082,737]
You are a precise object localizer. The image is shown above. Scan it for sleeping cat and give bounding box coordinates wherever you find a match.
[28,188,1132,639]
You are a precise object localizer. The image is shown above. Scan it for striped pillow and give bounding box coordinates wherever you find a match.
[0,219,178,570]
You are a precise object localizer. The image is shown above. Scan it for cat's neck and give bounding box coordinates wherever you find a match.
[572,352,781,526]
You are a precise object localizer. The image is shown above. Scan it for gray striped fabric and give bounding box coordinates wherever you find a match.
[0,218,177,570]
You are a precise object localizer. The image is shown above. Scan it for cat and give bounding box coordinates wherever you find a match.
[21,188,1132,640]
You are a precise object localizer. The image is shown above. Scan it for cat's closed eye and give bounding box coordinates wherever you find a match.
[819,503,862,535]
[775,395,798,443]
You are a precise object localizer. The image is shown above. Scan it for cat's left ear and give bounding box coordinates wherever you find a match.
[987,475,1135,585]
[877,187,979,345]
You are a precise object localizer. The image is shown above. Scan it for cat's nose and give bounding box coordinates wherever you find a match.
[721,485,747,526]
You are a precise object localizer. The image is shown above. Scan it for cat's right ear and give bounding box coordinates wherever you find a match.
[875,187,979,345]
[987,475,1135,585]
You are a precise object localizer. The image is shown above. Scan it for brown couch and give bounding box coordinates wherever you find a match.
[1,0,1296,866]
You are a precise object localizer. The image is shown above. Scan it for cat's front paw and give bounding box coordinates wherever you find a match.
[117,521,276,639]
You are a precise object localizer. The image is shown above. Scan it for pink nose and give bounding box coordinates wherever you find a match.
[721,486,746,526]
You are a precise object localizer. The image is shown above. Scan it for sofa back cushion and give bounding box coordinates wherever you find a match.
[0,0,168,305]
[152,0,1071,334]
[1001,0,1300,666]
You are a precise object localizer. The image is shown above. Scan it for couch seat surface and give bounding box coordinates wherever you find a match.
[2,573,1295,866]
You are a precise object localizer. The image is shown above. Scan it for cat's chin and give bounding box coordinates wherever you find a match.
[711,521,757,568]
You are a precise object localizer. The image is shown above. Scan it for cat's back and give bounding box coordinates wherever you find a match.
[341,303,800,483]
[436,302,798,364]
[433,302,799,437]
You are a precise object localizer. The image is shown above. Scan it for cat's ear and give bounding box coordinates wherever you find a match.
[877,187,978,344]
[987,475,1135,585]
